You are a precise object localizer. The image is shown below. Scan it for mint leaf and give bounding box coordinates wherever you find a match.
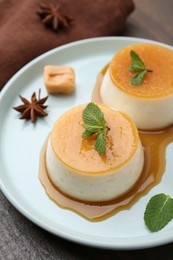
[129,50,152,85]
[131,70,147,85]
[82,103,109,155]
[94,127,108,155]
[82,102,106,127]
[144,193,173,232]
[82,130,95,138]
[129,50,146,71]
[83,124,104,132]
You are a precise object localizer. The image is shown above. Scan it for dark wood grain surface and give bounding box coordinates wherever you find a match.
[1,0,173,259]
[124,0,173,45]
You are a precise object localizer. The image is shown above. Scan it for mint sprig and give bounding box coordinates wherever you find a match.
[144,193,173,232]
[129,50,153,85]
[82,103,110,155]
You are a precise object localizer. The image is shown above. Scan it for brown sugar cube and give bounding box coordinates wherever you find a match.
[44,65,75,94]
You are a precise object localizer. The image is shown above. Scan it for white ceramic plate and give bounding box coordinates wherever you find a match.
[0,37,173,250]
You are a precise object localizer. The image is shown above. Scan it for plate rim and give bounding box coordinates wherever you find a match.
[1,36,172,96]
[0,36,173,250]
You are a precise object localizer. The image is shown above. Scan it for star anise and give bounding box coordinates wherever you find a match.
[37,3,73,31]
[14,89,48,123]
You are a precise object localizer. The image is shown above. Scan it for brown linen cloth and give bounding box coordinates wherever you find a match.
[0,0,134,90]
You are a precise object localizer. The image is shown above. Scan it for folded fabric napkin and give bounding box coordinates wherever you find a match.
[0,0,134,90]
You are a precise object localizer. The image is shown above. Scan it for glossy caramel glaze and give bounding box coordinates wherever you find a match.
[110,44,173,98]
[39,127,171,221]
[50,104,139,174]
[39,65,173,221]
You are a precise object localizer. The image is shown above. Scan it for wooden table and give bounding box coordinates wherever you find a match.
[1,0,173,259]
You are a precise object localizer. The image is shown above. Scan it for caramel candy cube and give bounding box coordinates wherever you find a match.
[44,65,75,94]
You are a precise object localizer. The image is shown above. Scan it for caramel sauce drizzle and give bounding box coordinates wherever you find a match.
[39,66,173,221]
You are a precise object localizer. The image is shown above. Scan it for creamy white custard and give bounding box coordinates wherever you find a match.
[100,43,173,130]
[46,104,144,202]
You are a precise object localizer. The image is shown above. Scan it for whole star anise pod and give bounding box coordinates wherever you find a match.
[37,3,73,31]
[14,89,48,123]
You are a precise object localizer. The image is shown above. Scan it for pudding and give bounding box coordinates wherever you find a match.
[46,104,144,202]
[100,43,173,130]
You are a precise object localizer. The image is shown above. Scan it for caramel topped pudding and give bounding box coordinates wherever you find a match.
[46,104,144,202]
[100,43,173,130]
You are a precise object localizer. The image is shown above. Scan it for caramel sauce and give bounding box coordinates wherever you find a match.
[109,44,173,98]
[39,66,173,222]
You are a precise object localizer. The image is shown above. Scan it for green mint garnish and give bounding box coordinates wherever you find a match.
[129,50,153,85]
[144,193,173,232]
[82,102,110,155]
